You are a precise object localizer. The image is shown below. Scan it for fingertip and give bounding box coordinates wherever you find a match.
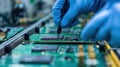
[61,18,68,27]
[80,29,93,41]
[52,0,65,27]
[53,18,61,26]
[95,22,110,41]
[52,9,61,26]
[80,32,87,41]
[61,8,78,27]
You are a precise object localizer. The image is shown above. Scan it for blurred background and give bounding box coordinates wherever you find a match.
[0,0,55,27]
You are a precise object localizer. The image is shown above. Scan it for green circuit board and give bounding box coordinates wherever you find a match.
[0,21,112,67]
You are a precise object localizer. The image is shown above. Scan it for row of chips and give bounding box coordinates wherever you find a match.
[41,35,79,41]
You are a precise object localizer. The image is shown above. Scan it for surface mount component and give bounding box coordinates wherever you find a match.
[31,45,59,52]
[20,55,53,64]
[41,35,64,40]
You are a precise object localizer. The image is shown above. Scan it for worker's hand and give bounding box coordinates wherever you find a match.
[81,3,120,47]
[52,0,104,27]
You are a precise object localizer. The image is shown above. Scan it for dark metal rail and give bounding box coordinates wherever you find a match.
[0,14,52,57]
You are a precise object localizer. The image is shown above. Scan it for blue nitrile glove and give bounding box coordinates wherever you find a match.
[81,0,120,47]
[52,0,106,27]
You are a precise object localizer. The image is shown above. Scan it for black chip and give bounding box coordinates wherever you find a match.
[31,45,59,52]
[20,55,53,64]
[41,35,64,40]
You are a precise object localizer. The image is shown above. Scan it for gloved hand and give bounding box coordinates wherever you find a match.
[81,1,120,47]
[52,0,106,27]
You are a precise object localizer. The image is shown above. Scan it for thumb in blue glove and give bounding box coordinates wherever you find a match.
[81,1,120,47]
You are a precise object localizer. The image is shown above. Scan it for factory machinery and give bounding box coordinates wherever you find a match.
[0,14,120,67]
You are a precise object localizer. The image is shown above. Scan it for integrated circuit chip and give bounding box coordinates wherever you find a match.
[41,35,64,40]
[65,36,79,41]
[41,35,79,41]
[31,45,59,52]
[49,28,70,33]
[20,55,53,64]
